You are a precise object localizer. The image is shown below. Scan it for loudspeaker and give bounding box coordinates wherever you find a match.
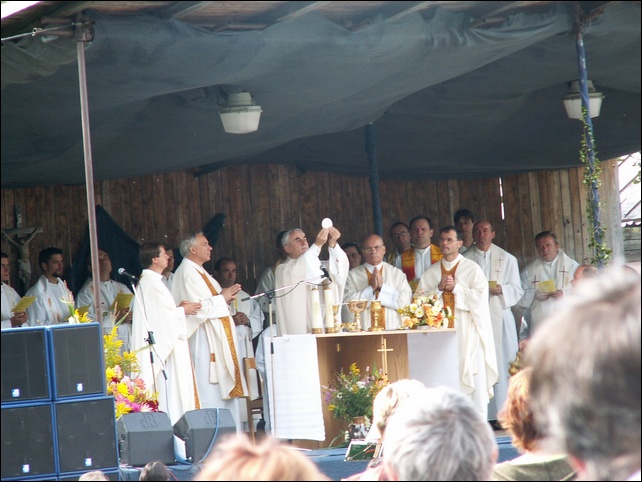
[173,408,236,462]
[55,396,118,474]
[48,323,105,399]
[117,412,175,466]
[1,326,51,403]
[1,403,57,479]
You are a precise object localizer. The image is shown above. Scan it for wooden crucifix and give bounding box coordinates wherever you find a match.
[1,205,43,291]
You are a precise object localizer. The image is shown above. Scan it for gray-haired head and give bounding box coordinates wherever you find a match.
[526,265,641,481]
[384,386,497,481]
[179,232,203,258]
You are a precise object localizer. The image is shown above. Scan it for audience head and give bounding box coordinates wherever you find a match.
[571,263,598,286]
[162,244,175,275]
[370,379,426,440]
[38,246,64,277]
[472,220,495,252]
[1,252,10,283]
[78,470,109,481]
[384,386,497,481]
[534,231,560,262]
[526,265,641,481]
[214,257,237,287]
[388,222,412,253]
[454,209,476,241]
[341,242,363,270]
[139,242,165,270]
[497,367,541,453]
[281,229,309,259]
[409,215,435,249]
[361,234,386,267]
[438,226,463,260]
[180,232,212,265]
[139,460,171,481]
[196,433,329,480]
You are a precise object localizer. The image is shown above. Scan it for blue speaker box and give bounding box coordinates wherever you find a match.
[47,323,105,399]
[1,402,57,479]
[1,326,51,403]
[54,396,118,474]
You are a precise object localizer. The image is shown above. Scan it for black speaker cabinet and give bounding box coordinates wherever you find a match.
[47,323,105,399]
[1,402,57,479]
[173,408,236,463]
[117,411,175,466]
[1,326,51,403]
[55,396,119,474]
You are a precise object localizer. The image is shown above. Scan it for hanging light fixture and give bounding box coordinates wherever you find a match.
[219,92,262,134]
[562,80,604,119]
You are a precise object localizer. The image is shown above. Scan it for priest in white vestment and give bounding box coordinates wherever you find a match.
[1,252,28,328]
[344,234,412,331]
[131,243,201,429]
[463,220,523,421]
[26,247,73,326]
[171,233,248,432]
[417,226,498,419]
[213,257,264,360]
[274,226,349,335]
[517,231,579,344]
[76,249,134,352]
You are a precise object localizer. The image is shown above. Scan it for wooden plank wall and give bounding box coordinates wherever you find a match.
[1,162,621,295]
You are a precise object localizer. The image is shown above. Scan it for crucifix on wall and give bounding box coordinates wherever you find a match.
[1,205,43,291]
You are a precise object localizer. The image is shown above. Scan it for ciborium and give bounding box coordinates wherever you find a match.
[368,300,385,331]
[345,300,368,332]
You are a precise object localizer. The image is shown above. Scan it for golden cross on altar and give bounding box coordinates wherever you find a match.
[377,336,394,377]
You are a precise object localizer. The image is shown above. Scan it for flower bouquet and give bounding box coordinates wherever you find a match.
[323,363,388,433]
[104,326,158,418]
[398,292,452,329]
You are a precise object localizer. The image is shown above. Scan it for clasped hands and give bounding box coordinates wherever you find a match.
[439,275,455,292]
[370,266,383,291]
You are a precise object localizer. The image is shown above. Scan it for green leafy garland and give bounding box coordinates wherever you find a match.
[580,108,611,266]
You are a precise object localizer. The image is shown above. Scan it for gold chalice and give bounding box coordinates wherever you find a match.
[345,300,368,332]
[368,300,385,331]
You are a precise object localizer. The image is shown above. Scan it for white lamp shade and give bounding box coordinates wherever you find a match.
[562,80,604,119]
[219,92,262,134]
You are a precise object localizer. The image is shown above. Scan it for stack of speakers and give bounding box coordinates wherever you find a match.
[1,323,119,481]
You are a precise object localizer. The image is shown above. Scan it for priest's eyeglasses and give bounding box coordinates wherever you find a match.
[363,245,384,253]
[392,231,409,239]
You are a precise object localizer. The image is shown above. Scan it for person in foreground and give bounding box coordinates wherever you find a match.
[195,433,329,480]
[492,367,576,481]
[383,385,498,481]
[525,265,641,481]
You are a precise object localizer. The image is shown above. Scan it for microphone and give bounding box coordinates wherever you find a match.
[118,268,139,282]
[321,267,332,282]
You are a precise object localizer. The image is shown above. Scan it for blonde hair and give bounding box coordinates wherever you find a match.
[195,433,329,481]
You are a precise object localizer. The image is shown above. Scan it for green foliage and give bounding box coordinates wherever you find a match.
[580,109,612,266]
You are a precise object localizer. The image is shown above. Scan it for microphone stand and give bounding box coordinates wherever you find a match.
[243,273,328,439]
[129,276,167,398]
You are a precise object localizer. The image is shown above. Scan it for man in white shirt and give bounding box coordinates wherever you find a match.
[517,231,579,346]
[417,226,498,419]
[393,216,443,291]
[463,220,523,422]
[274,225,348,335]
[76,249,133,351]
[171,232,248,432]
[1,252,28,328]
[213,257,264,359]
[25,247,73,326]
[344,234,412,330]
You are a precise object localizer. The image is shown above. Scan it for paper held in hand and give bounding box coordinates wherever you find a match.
[488,280,497,290]
[111,292,134,311]
[536,279,556,293]
[11,295,36,312]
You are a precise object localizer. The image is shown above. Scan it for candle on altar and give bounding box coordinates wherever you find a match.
[311,287,323,333]
[324,286,334,330]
